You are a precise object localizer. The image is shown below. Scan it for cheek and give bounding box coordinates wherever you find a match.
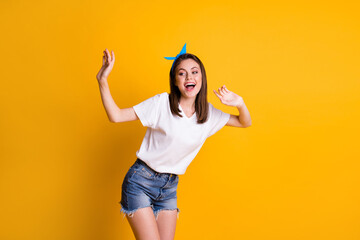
[175,78,183,88]
[174,78,180,86]
[197,78,202,87]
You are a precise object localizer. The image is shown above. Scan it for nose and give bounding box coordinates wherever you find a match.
[186,73,192,80]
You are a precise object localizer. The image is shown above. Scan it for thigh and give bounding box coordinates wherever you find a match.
[126,206,160,240]
[156,209,178,240]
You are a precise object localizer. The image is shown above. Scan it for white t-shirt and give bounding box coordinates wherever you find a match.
[133,92,230,175]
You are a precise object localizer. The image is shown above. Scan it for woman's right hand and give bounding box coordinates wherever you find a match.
[96,48,115,83]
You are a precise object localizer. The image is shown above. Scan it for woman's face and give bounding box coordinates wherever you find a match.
[174,59,202,99]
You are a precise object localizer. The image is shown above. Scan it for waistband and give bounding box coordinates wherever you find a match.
[135,158,178,177]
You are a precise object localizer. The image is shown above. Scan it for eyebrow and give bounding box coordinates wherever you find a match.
[178,67,199,71]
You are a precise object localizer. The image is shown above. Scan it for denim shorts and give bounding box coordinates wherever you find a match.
[119,158,180,220]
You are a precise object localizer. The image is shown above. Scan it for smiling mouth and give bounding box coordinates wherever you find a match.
[185,83,196,90]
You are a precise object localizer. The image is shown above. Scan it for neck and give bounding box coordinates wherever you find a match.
[179,96,196,110]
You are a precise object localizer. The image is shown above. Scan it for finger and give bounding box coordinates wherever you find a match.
[213,90,222,99]
[102,55,105,65]
[220,86,226,95]
[218,88,223,97]
[106,49,112,62]
[224,85,230,93]
[105,49,109,61]
[103,56,107,66]
[104,51,108,63]
[112,50,115,61]
[218,88,223,96]
[220,88,225,96]
[104,50,108,62]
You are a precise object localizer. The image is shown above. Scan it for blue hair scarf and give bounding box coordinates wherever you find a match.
[164,43,187,71]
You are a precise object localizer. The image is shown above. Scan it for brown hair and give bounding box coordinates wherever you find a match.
[168,53,209,124]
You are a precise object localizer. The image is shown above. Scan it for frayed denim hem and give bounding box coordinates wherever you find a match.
[120,203,153,219]
[120,203,180,220]
[153,208,180,220]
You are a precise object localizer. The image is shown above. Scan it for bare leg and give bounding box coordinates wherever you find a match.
[156,210,178,240]
[126,207,160,240]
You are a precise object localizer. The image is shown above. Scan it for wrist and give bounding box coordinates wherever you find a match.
[98,78,108,86]
[235,102,244,108]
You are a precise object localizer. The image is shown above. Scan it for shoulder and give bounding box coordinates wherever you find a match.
[156,92,169,103]
[152,92,169,100]
[142,92,168,102]
[207,102,217,114]
[207,102,230,119]
[146,92,169,109]
[159,92,169,98]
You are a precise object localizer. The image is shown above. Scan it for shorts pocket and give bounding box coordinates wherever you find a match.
[124,166,137,182]
[173,175,179,186]
[136,166,155,180]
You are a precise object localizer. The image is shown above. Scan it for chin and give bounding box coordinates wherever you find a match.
[183,90,200,98]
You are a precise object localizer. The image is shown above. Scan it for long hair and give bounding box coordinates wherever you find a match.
[168,53,209,124]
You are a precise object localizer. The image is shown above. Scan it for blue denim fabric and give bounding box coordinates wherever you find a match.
[119,158,180,220]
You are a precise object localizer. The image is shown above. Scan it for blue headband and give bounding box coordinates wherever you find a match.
[164,43,187,71]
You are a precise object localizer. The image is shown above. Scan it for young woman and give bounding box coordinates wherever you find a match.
[96,45,252,240]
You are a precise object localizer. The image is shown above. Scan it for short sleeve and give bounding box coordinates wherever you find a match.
[207,103,231,137]
[133,93,163,128]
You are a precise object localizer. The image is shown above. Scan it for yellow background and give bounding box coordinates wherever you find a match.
[1,0,359,239]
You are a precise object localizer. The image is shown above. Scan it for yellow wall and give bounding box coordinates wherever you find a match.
[1,0,359,239]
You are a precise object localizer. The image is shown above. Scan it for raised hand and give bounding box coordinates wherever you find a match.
[96,48,115,83]
[213,85,244,107]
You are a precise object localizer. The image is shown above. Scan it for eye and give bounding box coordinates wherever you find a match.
[179,72,185,76]
[192,71,198,74]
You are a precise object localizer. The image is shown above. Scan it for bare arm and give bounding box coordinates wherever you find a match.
[96,48,139,123]
[98,81,138,123]
[213,85,252,128]
[226,103,251,128]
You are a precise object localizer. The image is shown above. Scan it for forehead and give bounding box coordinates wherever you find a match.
[176,59,200,71]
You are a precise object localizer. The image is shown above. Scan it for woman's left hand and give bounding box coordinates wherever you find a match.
[213,85,244,107]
